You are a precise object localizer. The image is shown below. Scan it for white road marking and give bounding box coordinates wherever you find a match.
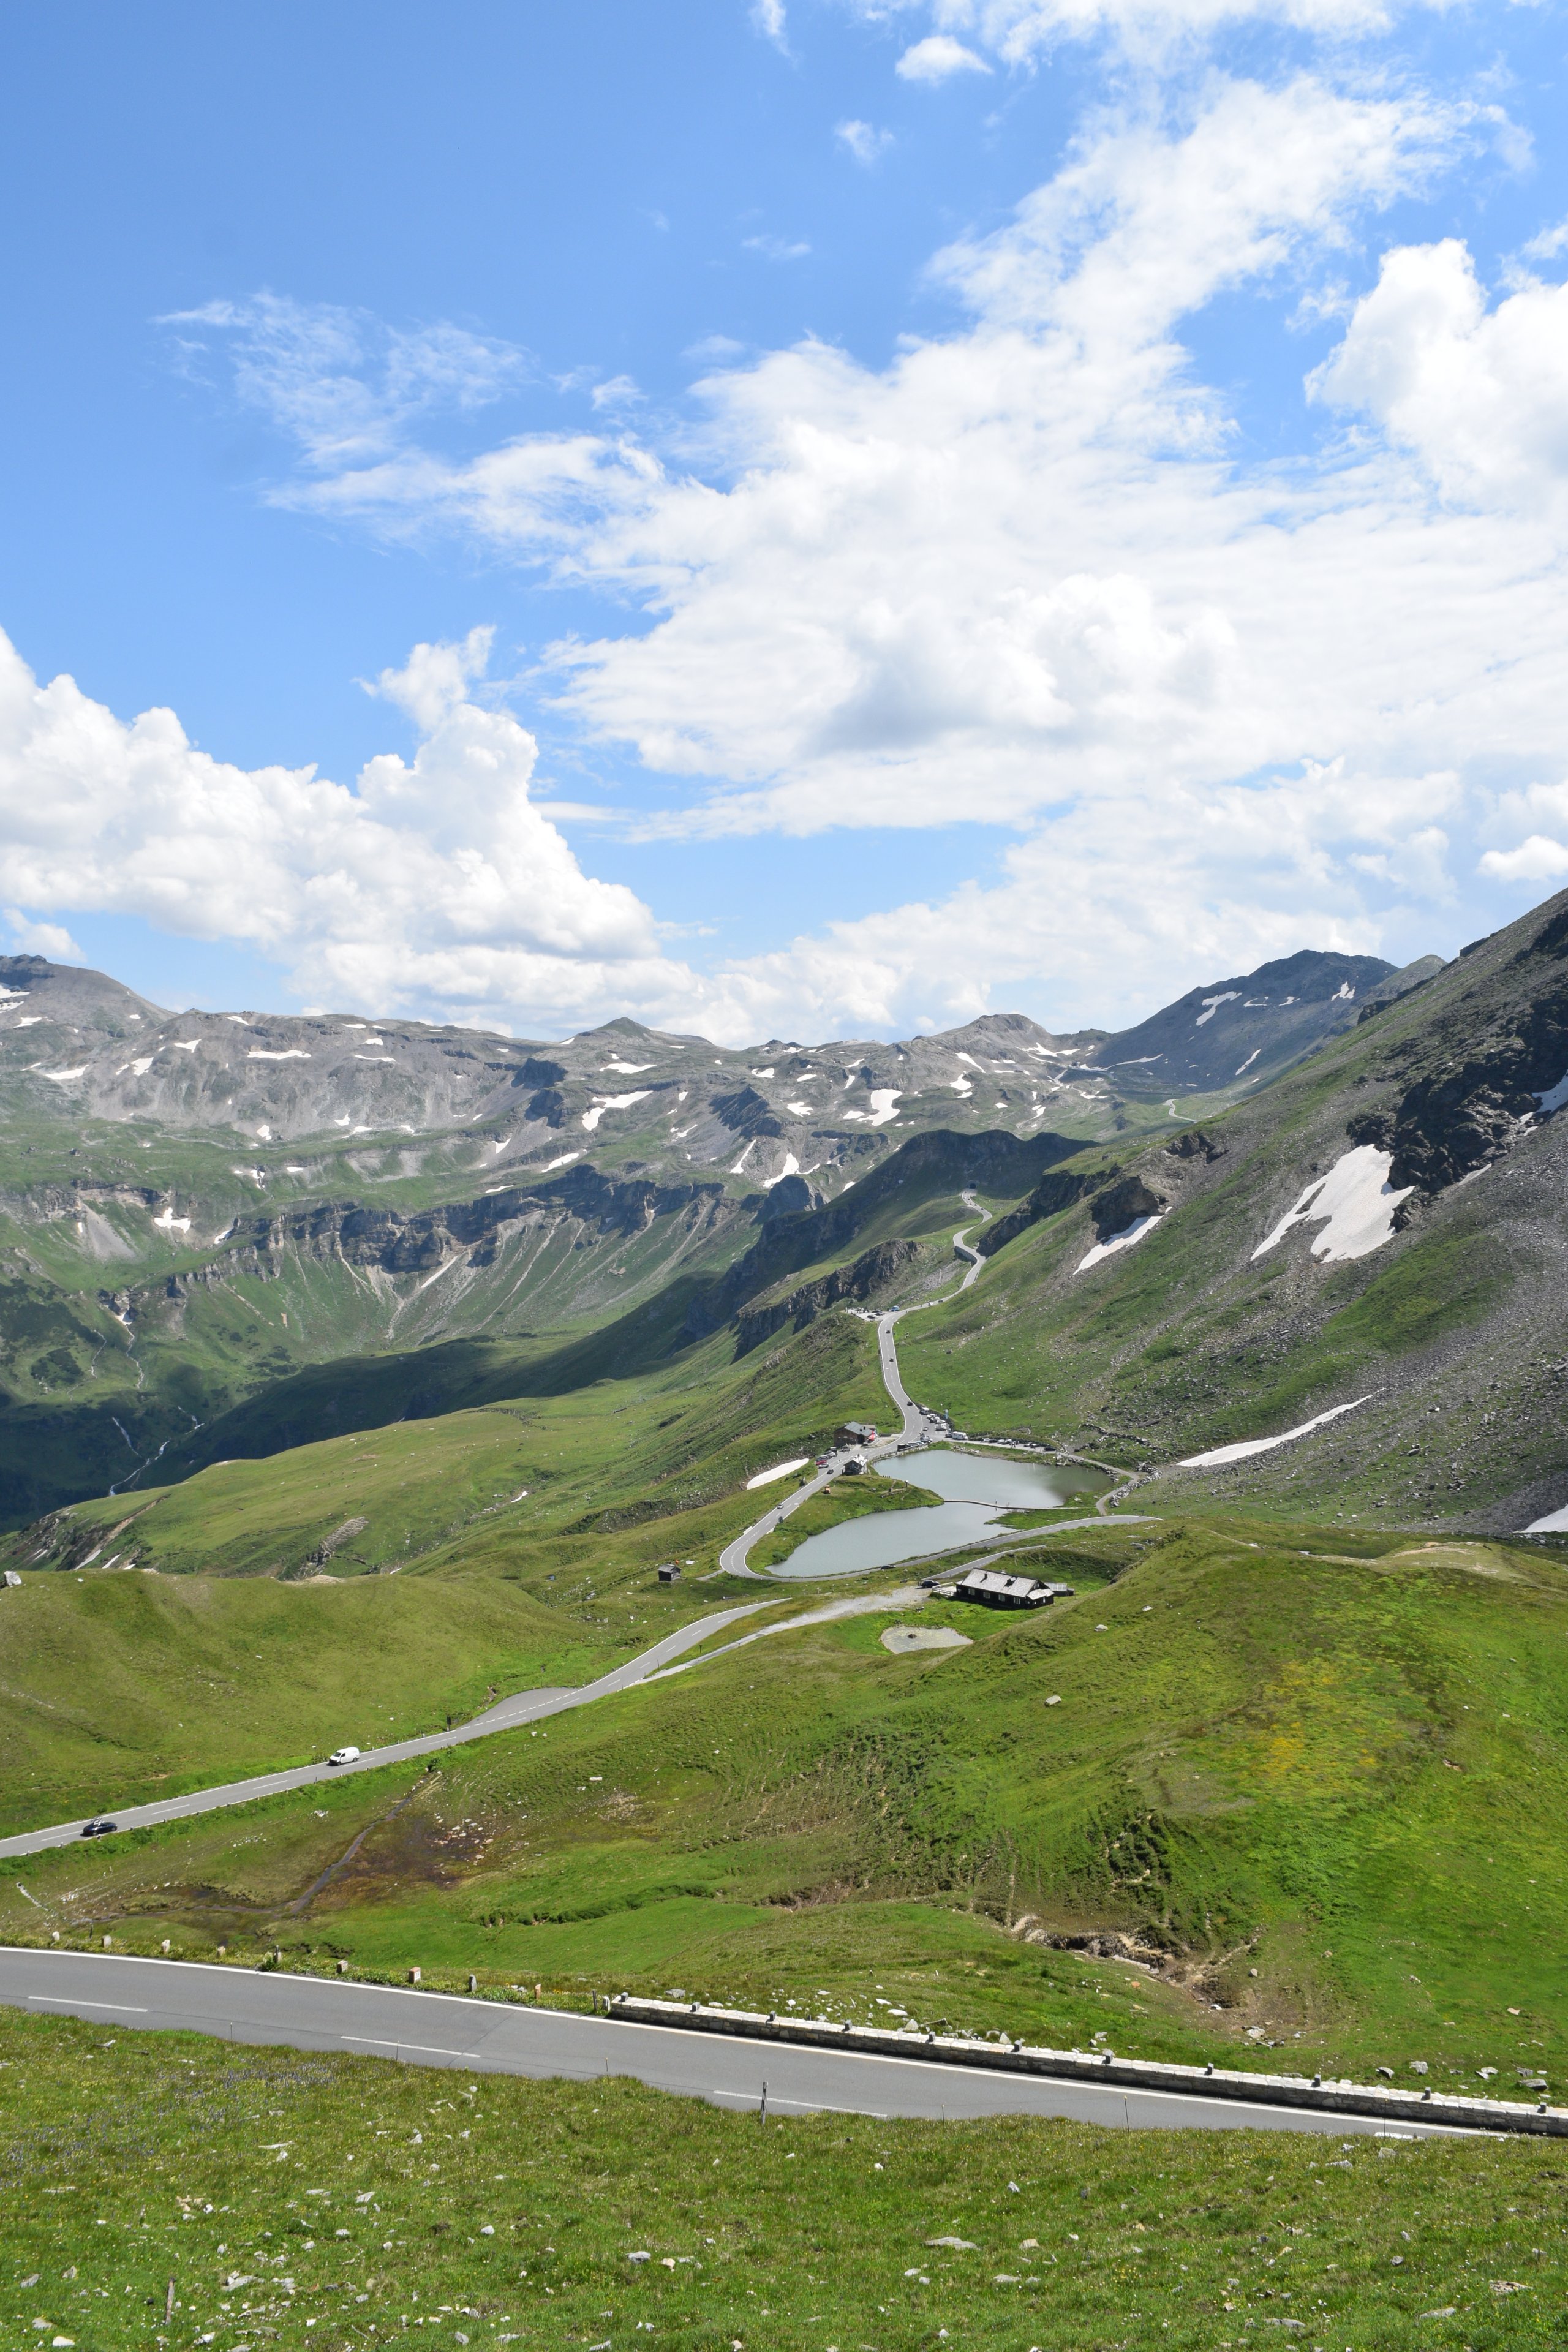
[30,1996,147,2012]
[342,2037,483,2057]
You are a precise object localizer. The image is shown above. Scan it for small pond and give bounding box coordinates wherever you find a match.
[767,1447,1111,1581]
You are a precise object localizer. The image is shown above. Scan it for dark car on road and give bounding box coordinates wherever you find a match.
[80,1817,119,1837]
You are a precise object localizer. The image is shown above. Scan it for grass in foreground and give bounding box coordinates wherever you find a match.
[2,2005,1566,2350]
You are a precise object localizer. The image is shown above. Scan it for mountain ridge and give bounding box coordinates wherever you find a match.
[0,944,1430,1197]
[0,939,1452,1526]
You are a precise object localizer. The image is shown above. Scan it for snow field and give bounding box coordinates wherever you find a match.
[1252,1145,1412,1265]
[1076,1213,1163,1274]
[745,1458,812,1490]
[1180,1395,1374,1468]
[581,1090,653,1131]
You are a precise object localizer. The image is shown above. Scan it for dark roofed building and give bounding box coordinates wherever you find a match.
[949,1568,1074,1609]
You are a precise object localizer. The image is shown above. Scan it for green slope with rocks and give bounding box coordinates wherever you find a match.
[896,888,1568,1535]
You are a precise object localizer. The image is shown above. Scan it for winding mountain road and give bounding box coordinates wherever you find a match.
[0,1949,1464,2138]
[0,1602,777,1861]
[4,1192,1140,1858]
[720,1199,997,1578]
[0,1194,1457,2139]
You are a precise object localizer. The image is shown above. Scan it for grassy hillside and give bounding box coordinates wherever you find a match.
[0,1308,895,1830]
[9,1513,1568,2095]
[8,2005,1566,2352]
[0,1147,763,1525]
[8,897,1568,2135]
[0,1114,1008,1525]
[0,1570,616,1837]
[17,1305,891,1575]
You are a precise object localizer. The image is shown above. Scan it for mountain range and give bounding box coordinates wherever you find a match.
[0,940,1442,1523]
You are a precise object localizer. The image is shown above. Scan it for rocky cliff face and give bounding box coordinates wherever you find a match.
[201,1163,728,1280]
[1341,918,1568,1197]
[733,1238,923,1355]
[89,1164,741,1365]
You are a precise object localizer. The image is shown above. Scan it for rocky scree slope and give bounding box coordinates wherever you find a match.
[1077,948,1439,1101]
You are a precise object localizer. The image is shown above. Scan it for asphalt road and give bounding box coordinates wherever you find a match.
[0,1602,775,1861]
[0,1949,1459,2136]
[720,1223,986,1577]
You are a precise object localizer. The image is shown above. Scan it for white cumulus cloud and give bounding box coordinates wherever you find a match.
[895,33,992,78]
[215,78,1474,858]
[162,293,527,471]
[4,909,83,961]
[852,0,1444,66]
[743,233,813,261]
[1312,238,1568,508]
[97,72,1568,1041]
[1479,835,1568,884]
[1476,782,1568,888]
[0,627,671,1030]
[751,0,789,48]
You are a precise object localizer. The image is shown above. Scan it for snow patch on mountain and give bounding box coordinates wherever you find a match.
[845,1088,901,1127]
[746,1457,810,1489]
[1251,1145,1412,1266]
[1181,1395,1374,1468]
[582,1090,653,1131]
[1077,1212,1162,1273]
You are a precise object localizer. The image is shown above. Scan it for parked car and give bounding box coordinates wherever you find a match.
[326,1746,361,1766]
[80,1817,119,1838]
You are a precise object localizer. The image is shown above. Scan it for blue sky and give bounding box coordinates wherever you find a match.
[2,0,1567,1042]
